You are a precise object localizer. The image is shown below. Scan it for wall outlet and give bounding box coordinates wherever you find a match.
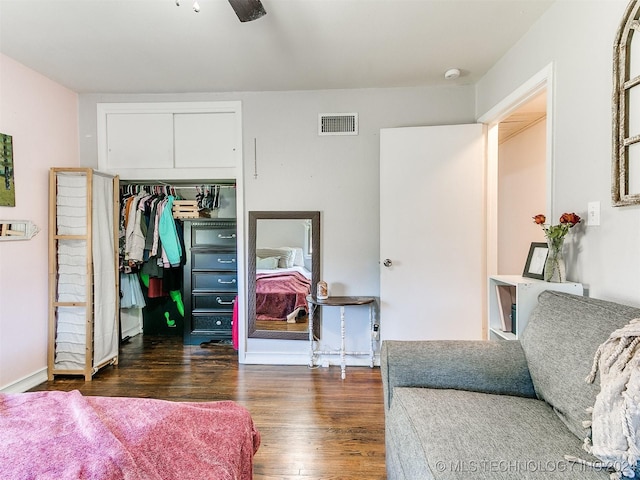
[587,201,601,226]
[321,359,330,368]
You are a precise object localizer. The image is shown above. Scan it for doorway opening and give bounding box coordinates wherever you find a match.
[479,63,553,282]
[496,91,547,274]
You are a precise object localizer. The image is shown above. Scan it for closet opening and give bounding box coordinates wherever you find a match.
[119,179,238,347]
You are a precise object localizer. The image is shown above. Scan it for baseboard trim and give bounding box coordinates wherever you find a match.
[242,352,380,367]
[1,368,48,393]
[243,352,310,365]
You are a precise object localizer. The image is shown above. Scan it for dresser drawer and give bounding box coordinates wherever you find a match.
[191,313,233,334]
[192,227,236,248]
[192,272,237,292]
[192,252,237,271]
[192,293,236,311]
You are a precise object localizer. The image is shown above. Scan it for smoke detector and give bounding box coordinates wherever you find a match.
[444,68,461,80]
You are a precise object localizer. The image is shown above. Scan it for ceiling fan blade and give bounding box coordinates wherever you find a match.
[227,0,266,22]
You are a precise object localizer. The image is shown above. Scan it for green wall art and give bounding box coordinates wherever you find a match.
[0,133,15,207]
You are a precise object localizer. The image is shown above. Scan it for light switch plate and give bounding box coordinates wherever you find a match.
[587,201,600,226]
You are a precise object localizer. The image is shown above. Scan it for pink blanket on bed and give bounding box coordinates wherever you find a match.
[0,390,260,480]
[256,270,311,320]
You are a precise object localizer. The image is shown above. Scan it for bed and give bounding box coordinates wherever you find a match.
[0,390,261,480]
[255,245,311,323]
[256,266,312,323]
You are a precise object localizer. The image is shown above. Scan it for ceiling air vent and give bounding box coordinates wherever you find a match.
[318,113,358,136]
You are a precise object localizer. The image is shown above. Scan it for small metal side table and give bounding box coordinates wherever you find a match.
[306,295,376,380]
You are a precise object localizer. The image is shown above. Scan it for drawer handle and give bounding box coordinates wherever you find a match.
[217,258,236,264]
[216,320,222,326]
[218,233,236,239]
[218,278,237,285]
[216,297,235,305]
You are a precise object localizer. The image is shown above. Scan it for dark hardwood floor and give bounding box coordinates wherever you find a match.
[30,334,387,480]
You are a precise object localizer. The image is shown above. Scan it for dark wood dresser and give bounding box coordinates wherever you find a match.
[183,219,237,345]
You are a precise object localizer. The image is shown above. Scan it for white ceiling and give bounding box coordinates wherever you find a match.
[0,0,554,94]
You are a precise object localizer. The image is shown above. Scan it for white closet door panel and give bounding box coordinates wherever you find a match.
[174,112,237,168]
[106,113,173,169]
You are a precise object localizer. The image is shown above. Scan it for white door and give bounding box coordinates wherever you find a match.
[380,124,485,341]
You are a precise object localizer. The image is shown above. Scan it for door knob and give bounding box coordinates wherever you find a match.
[383,259,392,267]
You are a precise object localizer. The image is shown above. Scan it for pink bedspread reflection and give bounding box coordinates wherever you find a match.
[256,270,311,321]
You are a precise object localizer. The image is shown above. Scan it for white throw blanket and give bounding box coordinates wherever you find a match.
[565,318,640,479]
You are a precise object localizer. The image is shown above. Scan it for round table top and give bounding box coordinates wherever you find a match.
[306,295,375,306]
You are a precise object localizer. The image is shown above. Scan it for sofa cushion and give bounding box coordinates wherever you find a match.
[381,340,535,411]
[520,291,640,439]
[386,387,607,480]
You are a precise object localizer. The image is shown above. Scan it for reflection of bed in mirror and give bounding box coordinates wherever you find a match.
[248,211,320,340]
[257,267,311,323]
[255,248,310,332]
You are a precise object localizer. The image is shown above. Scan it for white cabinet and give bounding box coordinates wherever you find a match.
[174,112,237,168]
[97,101,241,180]
[106,113,174,169]
[488,275,583,340]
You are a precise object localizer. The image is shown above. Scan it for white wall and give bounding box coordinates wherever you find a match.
[498,119,547,274]
[477,1,639,305]
[3,0,635,383]
[257,219,306,249]
[78,86,476,363]
[0,53,79,391]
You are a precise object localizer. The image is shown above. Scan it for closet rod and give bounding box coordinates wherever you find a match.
[119,184,235,190]
[167,185,235,189]
[120,183,236,190]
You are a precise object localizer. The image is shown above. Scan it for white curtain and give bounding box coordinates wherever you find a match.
[92,173,118,368]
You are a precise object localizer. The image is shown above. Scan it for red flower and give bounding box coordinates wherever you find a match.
[533,214,546,225]
[559,212,581,226]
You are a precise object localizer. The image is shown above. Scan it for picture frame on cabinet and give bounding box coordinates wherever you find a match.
[522,242,548,280]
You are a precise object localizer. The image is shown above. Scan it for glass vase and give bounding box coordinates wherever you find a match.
[544,237,566,282]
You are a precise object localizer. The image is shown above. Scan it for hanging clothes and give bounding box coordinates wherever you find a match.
[120,273,146,309]
[196,185,222,211]
[141,196,164,278]
[119,186,183,269]
[158,195,183,267]
[119,184,188,337]
[125,192,148,263]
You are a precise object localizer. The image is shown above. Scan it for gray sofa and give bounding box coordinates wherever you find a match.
[381,290,640,480]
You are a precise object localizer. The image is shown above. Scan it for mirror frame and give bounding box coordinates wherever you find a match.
[612,0,640,206]
[0,220,40,241]
[247,211,321,340]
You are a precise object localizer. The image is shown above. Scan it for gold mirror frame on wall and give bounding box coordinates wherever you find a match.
[612,0,640,206]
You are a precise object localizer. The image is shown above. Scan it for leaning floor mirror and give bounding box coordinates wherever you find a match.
[247,211,320,340]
